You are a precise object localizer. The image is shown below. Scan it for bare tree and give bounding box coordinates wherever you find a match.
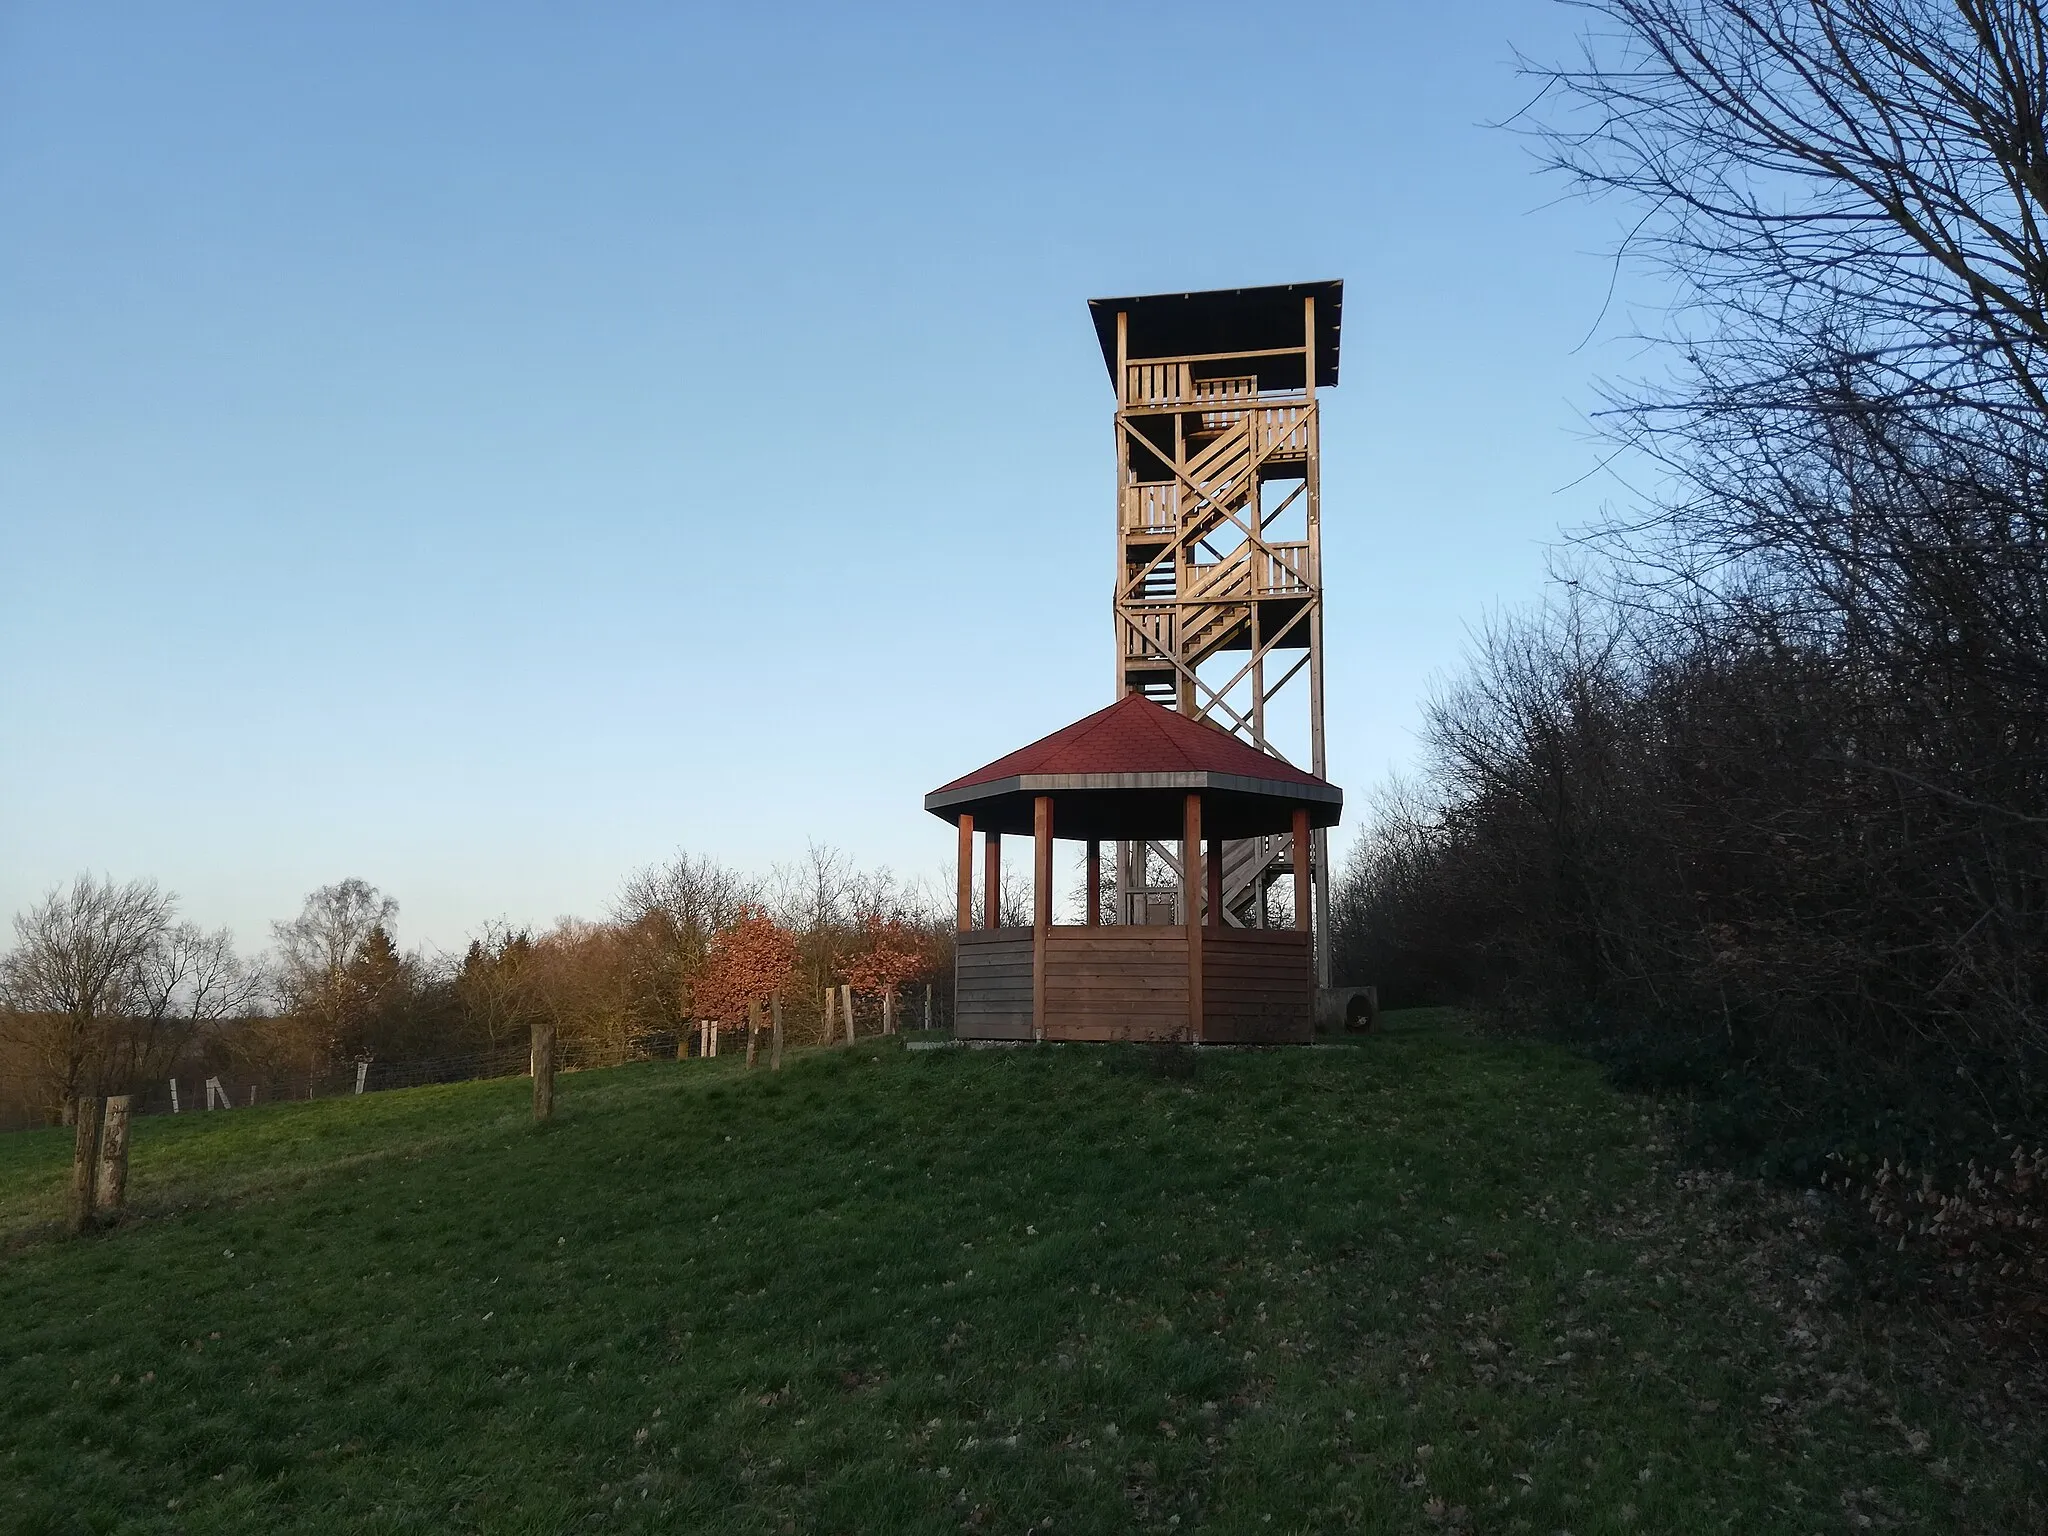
[770,842,855,934]
[1529,3,2048,669]
[770,842,858,1039]
[996,868,1034,928]
[521,919,637,1057]
[616,851,754,939]
[613,850,754,1029]
[1533,0,2048,425]
[1509,0,2048,1080]
[110,922,261,1094]
[0,875,173,1119]
[270,879,398,1066]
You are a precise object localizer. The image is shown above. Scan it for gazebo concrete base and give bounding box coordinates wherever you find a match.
[955,926,1312,1044]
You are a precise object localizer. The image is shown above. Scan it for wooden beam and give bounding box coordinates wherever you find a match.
[532,1014,555,1122]
[1206,836,1223,930]
[1185,793,1204,1040]
[1119,344,1308,369]
[1085,838,1101,925]
[1292,806,1312,932]
[1115,309,1129,408]
[69,1096,103,1236]
[956,813,975,932]
[984,830,1002,930]
[94,1095,133,1213]
[1033,795,1053,1042]
[1113,304,1137,922]
[1303,294,1317,402]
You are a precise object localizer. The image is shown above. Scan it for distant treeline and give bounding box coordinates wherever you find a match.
[0,848,954,1130]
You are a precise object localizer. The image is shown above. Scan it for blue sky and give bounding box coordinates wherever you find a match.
[0,2,1659,954]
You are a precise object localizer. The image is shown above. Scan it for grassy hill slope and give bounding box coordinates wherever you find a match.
[0,1014,2035,1534]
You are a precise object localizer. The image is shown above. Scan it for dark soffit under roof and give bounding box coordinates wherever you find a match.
[1088,281,1343,392]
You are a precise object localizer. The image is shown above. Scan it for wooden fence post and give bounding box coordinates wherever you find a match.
[167,1078,180,1114]
[69,1096,104,1236]
[884,989,895,1035]
[532,1015,556,1122]
[821,987,834,1044]
[771,995,785,1070]
[94,1095,133,1213]
[746,999,762,1068]
[842,984,854,1044]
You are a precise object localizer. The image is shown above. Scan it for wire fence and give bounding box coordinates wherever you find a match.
[1,983,957,1133]
[115,1037,657,1122]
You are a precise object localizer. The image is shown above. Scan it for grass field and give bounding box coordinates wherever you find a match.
[0,1013,2036,1534]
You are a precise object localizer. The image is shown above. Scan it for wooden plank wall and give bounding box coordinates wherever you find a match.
[1042,928,1191,1043]
[958,928,1312,1044]
[955,929,1034,1040]
[1201,929,1314,1043]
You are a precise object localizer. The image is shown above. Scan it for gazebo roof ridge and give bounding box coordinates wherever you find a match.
[932,692,1328,794]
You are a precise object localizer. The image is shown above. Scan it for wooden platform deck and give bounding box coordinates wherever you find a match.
[955,926,1312,1044]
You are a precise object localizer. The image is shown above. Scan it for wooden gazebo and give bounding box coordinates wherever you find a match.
[925,694,1342,1044]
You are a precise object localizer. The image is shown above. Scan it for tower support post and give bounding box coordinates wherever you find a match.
[1184,794,1204,1039]
[1032,796,1053,1042]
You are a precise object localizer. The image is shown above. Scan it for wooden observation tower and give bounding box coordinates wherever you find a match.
[1087,282,1342,982]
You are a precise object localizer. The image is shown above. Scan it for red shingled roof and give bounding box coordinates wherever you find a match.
[934,693,1329,794]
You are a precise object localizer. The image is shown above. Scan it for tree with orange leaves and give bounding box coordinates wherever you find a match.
[694,906,799,1067]
[839,916,928,1035]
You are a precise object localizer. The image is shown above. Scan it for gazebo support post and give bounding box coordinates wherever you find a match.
[1184,793,1204,1041]
[1033,795,1053,1042]
[956,813,975,932]
[1292,807,1312,932]
[984,830,1002,930]
[1085,839,1100,926]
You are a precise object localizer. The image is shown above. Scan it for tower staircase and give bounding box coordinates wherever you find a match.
[1115,406,1314,928]
[1097,282,1338,973]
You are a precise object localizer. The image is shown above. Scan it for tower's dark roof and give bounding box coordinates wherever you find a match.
[1087,281,1343,391]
